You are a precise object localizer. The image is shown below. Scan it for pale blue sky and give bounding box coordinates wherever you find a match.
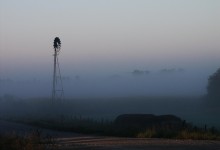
[0,0,220,79]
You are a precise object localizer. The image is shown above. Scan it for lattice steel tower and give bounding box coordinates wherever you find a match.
[52,37,64,101]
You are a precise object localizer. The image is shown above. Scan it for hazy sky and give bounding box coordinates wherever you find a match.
[1,0,220,79]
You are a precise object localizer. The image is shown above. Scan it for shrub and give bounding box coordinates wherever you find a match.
[137,128,156,138]
[0,130,57,150]
[177,129,220,140]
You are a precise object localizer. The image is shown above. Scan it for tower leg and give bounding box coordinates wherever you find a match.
[52,50,57,101]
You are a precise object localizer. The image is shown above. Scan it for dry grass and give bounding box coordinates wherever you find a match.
[0,130,57,150]
[137,128,220,140]
[177,130,220,140]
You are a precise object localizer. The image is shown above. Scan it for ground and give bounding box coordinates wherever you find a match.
[1,120,220,150]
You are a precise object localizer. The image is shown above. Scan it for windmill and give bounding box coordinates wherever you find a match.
[52,37,64,101]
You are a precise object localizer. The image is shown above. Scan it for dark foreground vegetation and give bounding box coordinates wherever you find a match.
[16,115,220,140]
[1,113,220,141]
[0,129,56,150]
[0,95,220,142]
[0,97,220,150]
[0,116,220,150]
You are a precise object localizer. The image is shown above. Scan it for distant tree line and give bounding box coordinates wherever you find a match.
[207,68,220,101]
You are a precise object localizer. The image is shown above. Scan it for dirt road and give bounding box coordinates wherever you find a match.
[56,136,220,150]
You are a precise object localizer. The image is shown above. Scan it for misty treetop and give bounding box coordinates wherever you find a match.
[207,68,220,100]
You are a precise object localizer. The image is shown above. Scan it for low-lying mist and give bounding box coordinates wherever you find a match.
[0,68,208,98]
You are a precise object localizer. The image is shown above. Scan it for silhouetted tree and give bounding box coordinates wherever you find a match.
[207,68,220,100]
[132,69,150,76]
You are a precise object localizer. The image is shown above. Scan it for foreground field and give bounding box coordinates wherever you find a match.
[56,136,220,150]
[1,120,220,150]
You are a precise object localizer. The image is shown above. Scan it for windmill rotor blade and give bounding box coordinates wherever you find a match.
[53,37,61,50]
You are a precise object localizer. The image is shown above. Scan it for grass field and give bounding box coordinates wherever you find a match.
[0,96,220,141]
[1,120,220,150]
